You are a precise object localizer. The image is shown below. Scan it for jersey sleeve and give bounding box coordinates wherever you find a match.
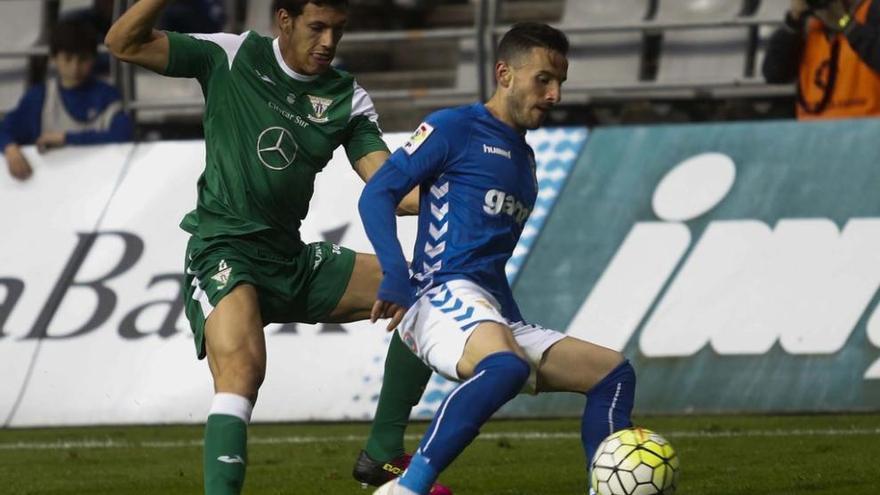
[358,109,465,307]
[358,164,420,307]
[163,31,248,83]
[385,108,462,183]
[343,81,389,163]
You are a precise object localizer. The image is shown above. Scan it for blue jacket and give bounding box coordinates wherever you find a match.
[0,78,133,149]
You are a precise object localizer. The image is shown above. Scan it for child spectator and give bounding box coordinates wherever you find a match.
[1,20,133,181]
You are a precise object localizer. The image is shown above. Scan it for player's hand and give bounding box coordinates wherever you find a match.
[4,144,32,181]
[370,299,407,332]
[35,132,66,153]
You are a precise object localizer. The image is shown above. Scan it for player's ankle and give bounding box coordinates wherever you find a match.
[398,454,437,494]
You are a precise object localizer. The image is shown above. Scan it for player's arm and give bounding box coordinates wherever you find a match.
[353,150,420,215]
[104,0,171,73]
[346,82,420,215]
[358,117,452,330]
[358,161,420,330]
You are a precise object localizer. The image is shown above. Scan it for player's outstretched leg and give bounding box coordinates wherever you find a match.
[329,254,449,492]
[354,331,433,483]
[382,323,530,495]
[201,284,266,495]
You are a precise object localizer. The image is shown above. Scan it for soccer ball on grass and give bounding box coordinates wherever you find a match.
[590,427,679,495]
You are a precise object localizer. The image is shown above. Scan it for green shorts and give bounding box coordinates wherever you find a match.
[182,233,356,359]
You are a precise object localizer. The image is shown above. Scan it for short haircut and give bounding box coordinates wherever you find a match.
[49,20,98,57]
[272,0,349,17]
[496,22,569,64]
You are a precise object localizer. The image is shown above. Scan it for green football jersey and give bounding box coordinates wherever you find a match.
[163,31,388,252]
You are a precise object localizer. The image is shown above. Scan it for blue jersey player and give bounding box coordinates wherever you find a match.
[360,23,637,495]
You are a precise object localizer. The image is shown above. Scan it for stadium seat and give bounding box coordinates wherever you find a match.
[654,0,750,84]
[455,1,566,97]
[244,0,276,37]
[752,0,790,19]
[132,0,239,124]
[456,0,649,93]
[133,66,204,122]
[751,0,790,76]
[59,0,94,12]
[454,36,482,97]
[561,0,651,88]
[0,1,45,114]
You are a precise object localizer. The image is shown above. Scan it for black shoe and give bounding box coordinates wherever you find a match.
[353,450,405,487]
[352,450,453,494]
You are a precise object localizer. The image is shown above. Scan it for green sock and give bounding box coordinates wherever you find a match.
[204,414,248,495]
[365,331,433,461]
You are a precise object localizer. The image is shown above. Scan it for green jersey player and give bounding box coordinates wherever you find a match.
[106,1,436,494]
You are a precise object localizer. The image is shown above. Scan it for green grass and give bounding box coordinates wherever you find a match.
[1,414,879,494]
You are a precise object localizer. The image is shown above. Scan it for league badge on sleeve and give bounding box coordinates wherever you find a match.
[403,122,434,155]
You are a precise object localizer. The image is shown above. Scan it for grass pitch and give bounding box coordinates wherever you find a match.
[1,414,878,494]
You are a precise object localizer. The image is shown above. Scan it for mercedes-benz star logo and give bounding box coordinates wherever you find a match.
[257,126,298,170]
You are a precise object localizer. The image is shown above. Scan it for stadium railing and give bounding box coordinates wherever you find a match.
[0,1,796,125]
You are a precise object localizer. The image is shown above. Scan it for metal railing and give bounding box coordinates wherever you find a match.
[0,0,796,117]
[119,0,495,113]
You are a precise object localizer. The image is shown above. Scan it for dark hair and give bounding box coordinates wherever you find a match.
[496,22,568,63]
[272,0,349,17]
[49,20,98,57]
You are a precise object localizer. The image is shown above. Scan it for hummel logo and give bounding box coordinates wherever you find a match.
[217,455,245,465]
[255,69,276,85]
[483,144,511,159]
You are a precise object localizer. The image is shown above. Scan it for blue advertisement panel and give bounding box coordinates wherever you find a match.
[509,118,880,415]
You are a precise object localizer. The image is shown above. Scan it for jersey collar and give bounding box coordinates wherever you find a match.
[272,38,320,82]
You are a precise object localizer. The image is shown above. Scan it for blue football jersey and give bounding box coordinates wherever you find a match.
[382,103,538,321]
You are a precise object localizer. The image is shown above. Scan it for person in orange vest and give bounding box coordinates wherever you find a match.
[763,0,880,119]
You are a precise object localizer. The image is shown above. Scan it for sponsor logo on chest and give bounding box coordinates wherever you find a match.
[267,101,309,128]
[256,126,298,170]
[483,189,531,225]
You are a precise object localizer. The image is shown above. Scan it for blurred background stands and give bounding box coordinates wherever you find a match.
[0,0,795,138]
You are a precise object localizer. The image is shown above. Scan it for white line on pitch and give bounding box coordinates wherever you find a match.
[2,428,880,451]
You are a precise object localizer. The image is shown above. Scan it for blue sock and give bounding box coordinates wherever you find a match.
[398,352,530,494]
[582,360,636,467]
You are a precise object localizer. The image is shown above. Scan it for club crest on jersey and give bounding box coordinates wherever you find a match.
[403,122,434,155]
[306,95,332,123]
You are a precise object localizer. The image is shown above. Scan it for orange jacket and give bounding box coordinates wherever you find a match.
[798,1,880,119]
